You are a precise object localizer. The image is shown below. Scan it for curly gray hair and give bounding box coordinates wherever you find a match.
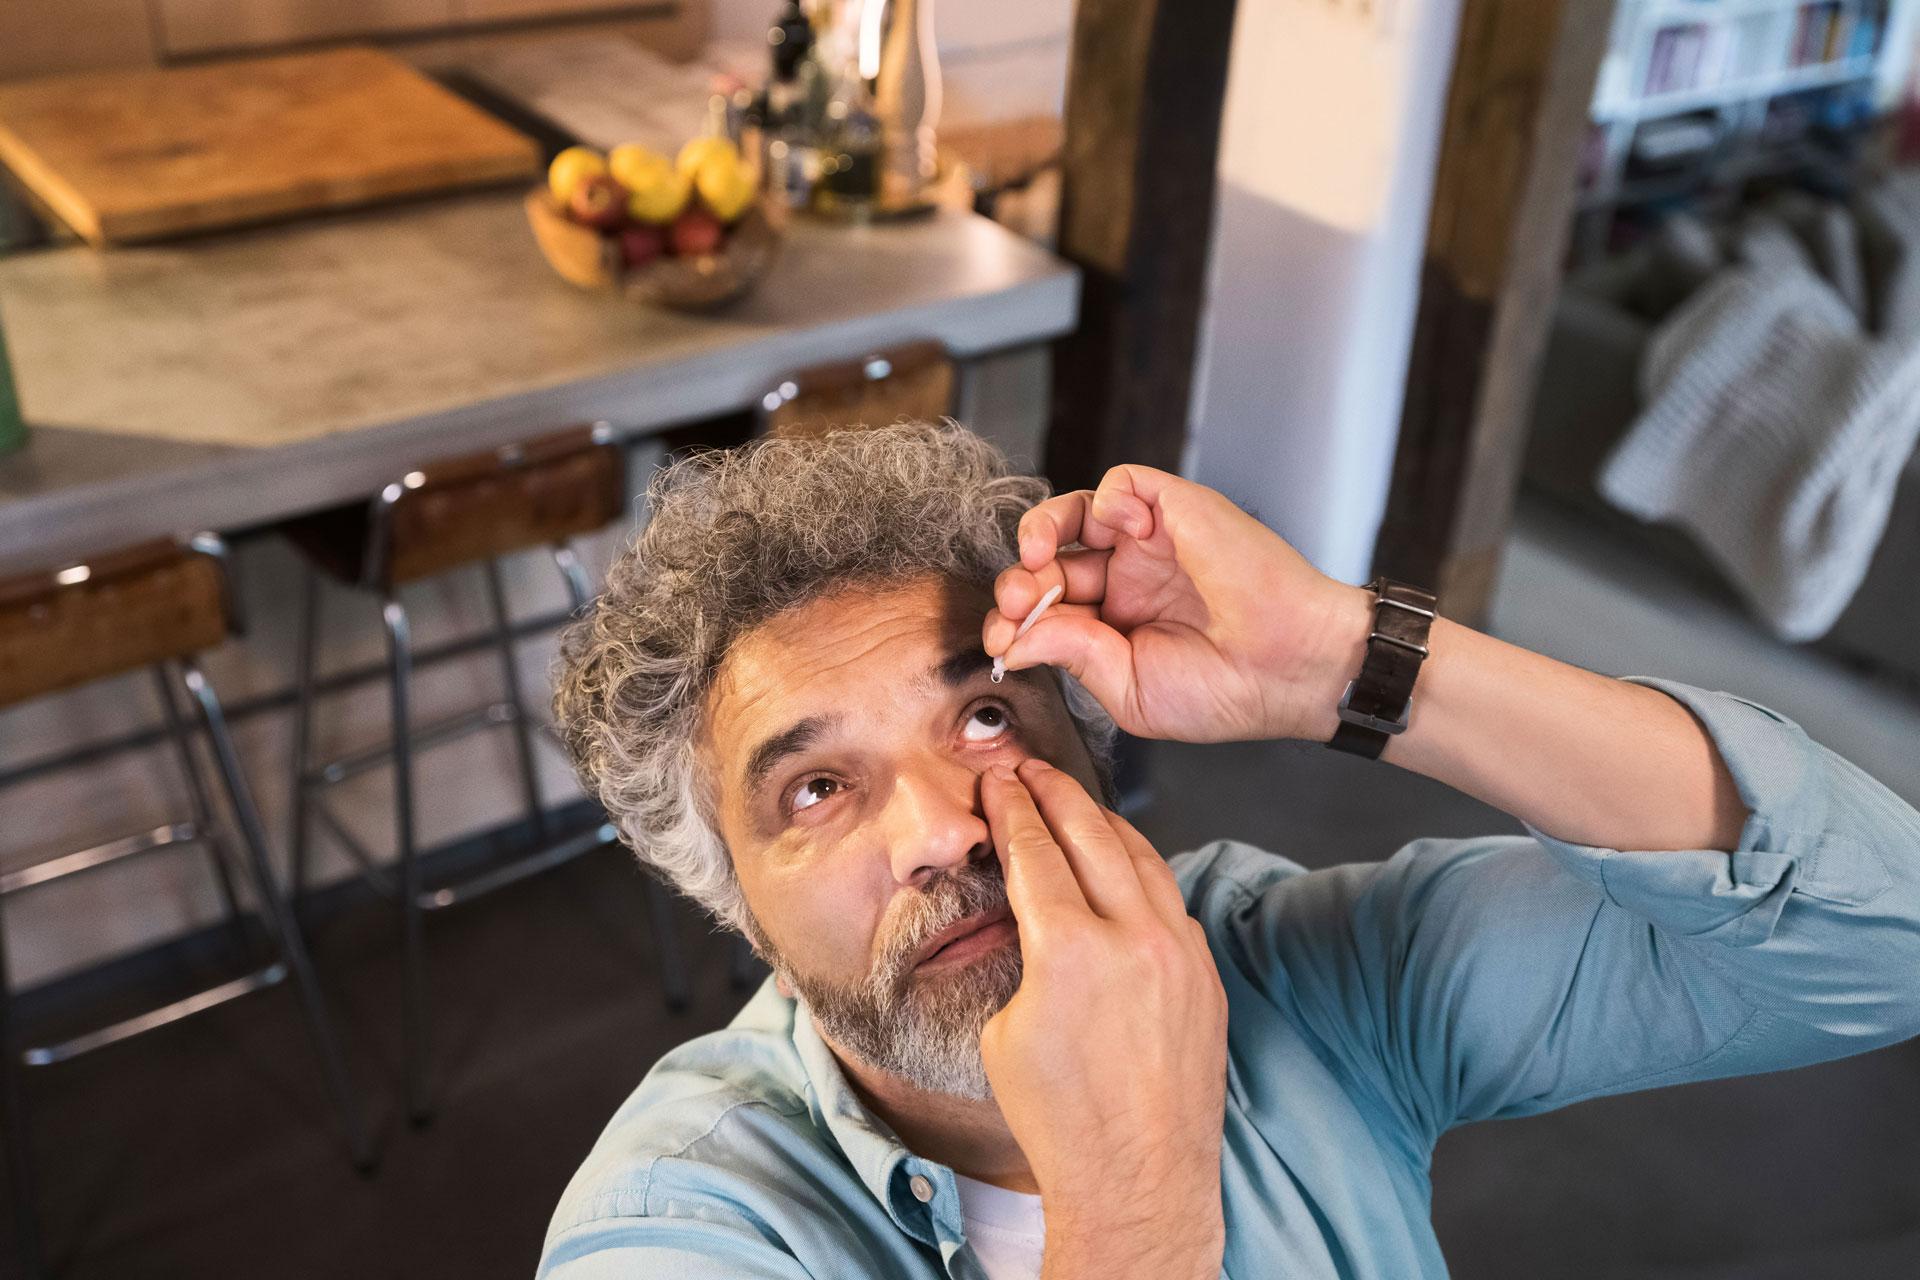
[552,421,1118,933]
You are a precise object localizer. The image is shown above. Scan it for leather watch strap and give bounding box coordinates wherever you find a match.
[1328,578,1436,760]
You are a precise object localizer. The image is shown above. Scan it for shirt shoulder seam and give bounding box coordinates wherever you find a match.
[557,1096,804,1230]
[642,1096,799,1215]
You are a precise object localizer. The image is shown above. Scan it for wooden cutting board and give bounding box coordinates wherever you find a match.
[0,46,541,245]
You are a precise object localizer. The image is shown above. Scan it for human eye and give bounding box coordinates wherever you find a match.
[961,700,1014,744]
[787,775,844,817]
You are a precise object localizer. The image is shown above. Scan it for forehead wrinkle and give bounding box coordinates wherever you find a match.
[711,584,1012,814]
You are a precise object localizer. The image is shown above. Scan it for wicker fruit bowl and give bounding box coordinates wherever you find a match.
[526,140,784,312]
[525,187,783,311]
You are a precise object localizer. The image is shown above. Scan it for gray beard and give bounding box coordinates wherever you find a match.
[749,858,1020,1100]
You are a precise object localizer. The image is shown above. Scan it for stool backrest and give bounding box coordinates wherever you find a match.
[759,341,955,440]
[0,536,230,710]
[368,422,626,588]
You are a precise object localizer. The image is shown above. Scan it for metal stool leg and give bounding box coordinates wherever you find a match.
[0,904,43,1278]
[551,548,693,1014]
[483,560,546,844]
[151,666,253,963]
[381,598,433,1126]
[176,659,375,1171]
[553,544,593,613]
[287,563,320,918]
[640,873,690,1013]
[728,934,764,992]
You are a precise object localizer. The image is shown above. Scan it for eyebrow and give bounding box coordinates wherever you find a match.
[742,714,838,803]
[928,646,1043,692]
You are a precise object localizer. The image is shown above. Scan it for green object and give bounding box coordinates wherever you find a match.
[0,313,21,456]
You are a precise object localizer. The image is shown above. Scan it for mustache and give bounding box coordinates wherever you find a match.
[871,856,1011,990]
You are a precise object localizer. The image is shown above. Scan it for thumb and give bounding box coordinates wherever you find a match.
[1003,613,1137,722]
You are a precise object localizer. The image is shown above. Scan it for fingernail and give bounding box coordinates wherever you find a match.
[988,764,1016,781]
[1016,757,1048,774]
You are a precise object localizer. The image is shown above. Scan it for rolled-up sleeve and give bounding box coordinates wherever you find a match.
[1537,677,1916,999]
[1236,678,1920,1151]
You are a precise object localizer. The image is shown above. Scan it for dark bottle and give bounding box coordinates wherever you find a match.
[764,0,824,209]
[769,0,814,83]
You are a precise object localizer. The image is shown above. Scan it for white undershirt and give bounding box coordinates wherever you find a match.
[952,1173,1046,1280]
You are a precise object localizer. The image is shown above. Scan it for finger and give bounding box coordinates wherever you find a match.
[1017,491,1126,567]
[1104,808,1191,933]
[981,764,1090,923]
[992,549,1112,619]
[996,613,1139,727]
[1014,758,1152,921]
[1089,483,1154,544]
[1095,464,1182,518]
[982,601,1101,658]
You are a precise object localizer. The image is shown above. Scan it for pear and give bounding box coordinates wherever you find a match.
[626,164,691,225]
[676,136,739,179]
[608,143,672,191]
[694,152,758,223]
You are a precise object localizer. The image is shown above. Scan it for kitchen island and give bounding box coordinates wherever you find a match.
[0,188,1077,573]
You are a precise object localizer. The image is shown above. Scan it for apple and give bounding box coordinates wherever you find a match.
[568,174,628,231]
[668,208,724,256]
[618,224,665,269]
[547,146,606,205]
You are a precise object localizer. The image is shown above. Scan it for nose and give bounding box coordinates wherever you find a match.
[883,753,994,888]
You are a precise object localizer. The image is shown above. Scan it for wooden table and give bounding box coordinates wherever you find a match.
[0,191,1078,573]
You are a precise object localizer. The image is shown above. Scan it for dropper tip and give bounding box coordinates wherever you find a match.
[990,657,1006,683]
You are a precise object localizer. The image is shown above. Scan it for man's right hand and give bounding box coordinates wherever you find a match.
[979,757,1227,1280]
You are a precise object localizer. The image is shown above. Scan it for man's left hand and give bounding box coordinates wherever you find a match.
[982,465,1364,744]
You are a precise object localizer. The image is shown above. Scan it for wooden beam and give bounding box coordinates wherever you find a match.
[1370,0,1612,624]
[1045,0,1238,491]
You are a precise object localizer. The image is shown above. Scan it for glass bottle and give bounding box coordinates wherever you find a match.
[864,0,942,212]
[813,68,883,220]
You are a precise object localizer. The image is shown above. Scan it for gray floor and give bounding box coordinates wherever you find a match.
[7,495,1919,1278]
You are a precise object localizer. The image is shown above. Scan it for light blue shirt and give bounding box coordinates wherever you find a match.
[538,679,1920,1278]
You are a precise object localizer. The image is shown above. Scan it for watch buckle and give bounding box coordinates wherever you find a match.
[1337,680,1411,736]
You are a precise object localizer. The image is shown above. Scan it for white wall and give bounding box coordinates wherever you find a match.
[1185,0,1463,584]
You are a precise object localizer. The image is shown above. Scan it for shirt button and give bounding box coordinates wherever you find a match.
[909,1175,935,1203]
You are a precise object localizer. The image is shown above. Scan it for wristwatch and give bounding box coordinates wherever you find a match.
[1327,577,1437,760]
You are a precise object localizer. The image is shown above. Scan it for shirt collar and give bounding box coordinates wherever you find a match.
[789,997,964,1247]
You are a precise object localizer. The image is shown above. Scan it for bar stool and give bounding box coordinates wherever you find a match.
[280,422,689,1125]
[758,339,957,439]
[0,535,371,1277]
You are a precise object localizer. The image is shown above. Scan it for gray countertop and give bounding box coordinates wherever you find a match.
[0,189,1077,573]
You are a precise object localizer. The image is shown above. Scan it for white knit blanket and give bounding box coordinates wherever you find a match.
[1597,206,1920,641]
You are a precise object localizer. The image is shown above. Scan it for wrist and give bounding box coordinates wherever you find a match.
[1291,581,1374,742]
[1041,1195,1224,1280]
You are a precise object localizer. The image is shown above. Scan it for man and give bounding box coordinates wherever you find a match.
[541,422,1920,1279]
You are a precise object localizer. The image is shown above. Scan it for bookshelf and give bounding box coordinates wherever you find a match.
[1574,0,1920,260]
